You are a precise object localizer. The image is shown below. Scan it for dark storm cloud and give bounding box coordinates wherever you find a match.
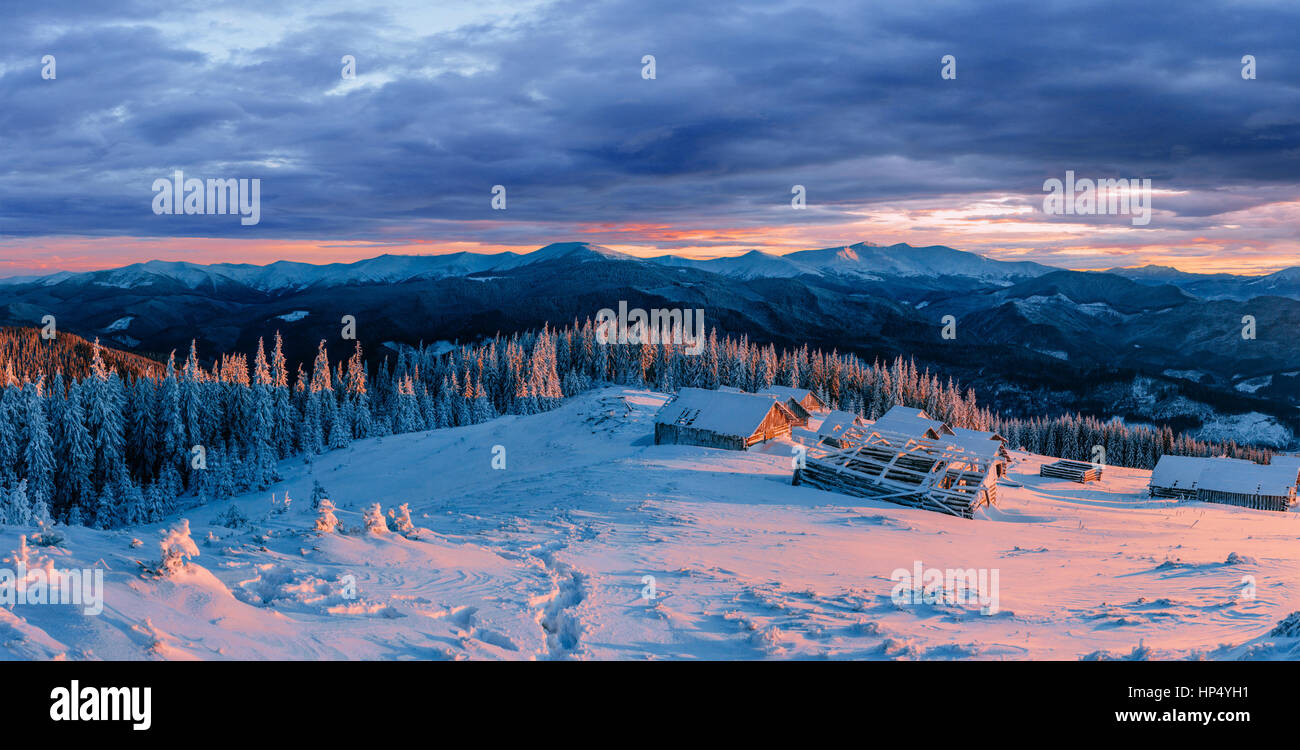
[1,0,1298,241]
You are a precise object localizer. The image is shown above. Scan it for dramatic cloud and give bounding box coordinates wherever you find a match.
[1,0,1298,273]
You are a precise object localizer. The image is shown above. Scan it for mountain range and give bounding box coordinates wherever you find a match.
[3,241,1298,447]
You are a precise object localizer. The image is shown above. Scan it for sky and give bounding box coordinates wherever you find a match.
[1,0,1299,277]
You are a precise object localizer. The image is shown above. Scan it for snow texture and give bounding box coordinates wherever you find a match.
[2,387,1299,660]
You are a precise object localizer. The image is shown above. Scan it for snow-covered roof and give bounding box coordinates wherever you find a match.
[951,426,1006,443]
[1149,455,1296,495]
[759,386,826,409]
[1149,455,1247,490]
[1268,455,1300,474]
[817,410,867,441]
[654,387,792,437]
[868,406,953,439]
[946,433,1008,459]
[1196,463,1299,497]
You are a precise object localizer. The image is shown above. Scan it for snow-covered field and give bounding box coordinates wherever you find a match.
[4,387,1300,660]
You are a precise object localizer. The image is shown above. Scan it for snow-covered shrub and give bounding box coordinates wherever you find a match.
[157,519,199,576]
[363,503,388,535]
[389,503,415,535]
[218,504,249,529]
[30,520,66,548]
[269,492,291,516]
[313,499,340,533]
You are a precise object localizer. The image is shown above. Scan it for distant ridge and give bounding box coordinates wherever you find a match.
[6,241,1299,307]
[0,240,1056,291]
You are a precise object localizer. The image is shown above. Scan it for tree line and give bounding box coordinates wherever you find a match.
[0,319,1274,528]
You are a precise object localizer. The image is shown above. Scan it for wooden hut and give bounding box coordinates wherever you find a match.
[759,386,829,417]
[794,430,1000,519]
[654,387,798,451]
[949,427,1011,477]
[1147,455,1252,499]
[816,410,869,448]
[1194,463,1298,512]
[867,406,955,440]
[758,393,812,426]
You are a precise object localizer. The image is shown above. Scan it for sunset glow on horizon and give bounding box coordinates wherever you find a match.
[4,188,1296,277]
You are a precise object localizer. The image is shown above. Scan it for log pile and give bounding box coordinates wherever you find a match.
[1039,460,1102,483]
[793,429,999,519]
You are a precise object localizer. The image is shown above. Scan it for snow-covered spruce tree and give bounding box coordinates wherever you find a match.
[122,481,148,527]
[389,503,415,535]
[309,480,327,511]
[85,341,128,499]
[3,480,31,525]
[328,401,350,450]
[157,519,199,576]
[301,389,324,455]
[345,341,373,439]
[30,490,52,527]
[92,483,117,530]
[249,338,279,489]
[0,387,19,487]
[313,498,340,533]
[218,503,248,528]
[21,383,55,507]
[362,503,388,534]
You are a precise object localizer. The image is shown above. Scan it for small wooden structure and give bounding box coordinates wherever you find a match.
[654,387,797,451]
[1148,455,1253,499]
[868,406,955,441]
[1039,459,1102,483]
[816,409,869,448]
[1194,463,1298,512]
[759,386,829,417]
[759,393,812,426]
[949,426,1011,477]
[794,429,1000,519]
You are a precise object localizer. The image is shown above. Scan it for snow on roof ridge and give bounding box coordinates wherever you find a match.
[654,387,791,436]
[1151,454,1296,493]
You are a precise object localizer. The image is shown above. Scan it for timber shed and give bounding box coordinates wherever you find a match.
[654,387,798,451]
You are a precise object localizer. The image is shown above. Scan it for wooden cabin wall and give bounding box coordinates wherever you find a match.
[655,422,747,451]
[1196,488,1293,512]
[747,408,793,445]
